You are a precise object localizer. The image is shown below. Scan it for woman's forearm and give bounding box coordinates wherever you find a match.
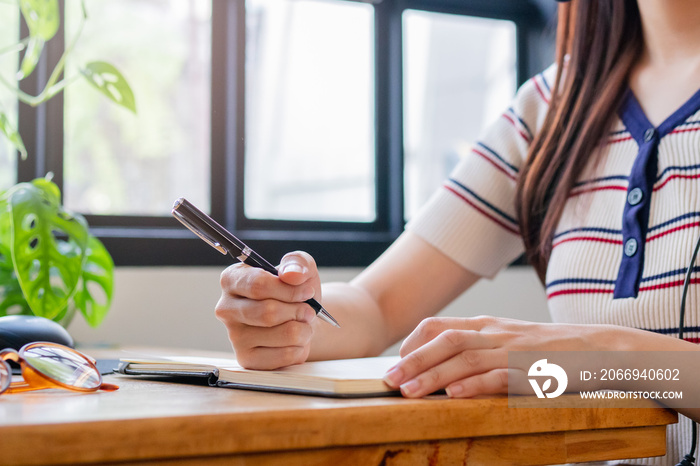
[307,282,396,360]
[598,326,700,422]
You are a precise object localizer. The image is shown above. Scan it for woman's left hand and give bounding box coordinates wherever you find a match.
[382,316,618,398]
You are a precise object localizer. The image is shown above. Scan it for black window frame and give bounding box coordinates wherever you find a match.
[15,0,554,268]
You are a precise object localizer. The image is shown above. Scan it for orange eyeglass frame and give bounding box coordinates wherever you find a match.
[0,342,118,394]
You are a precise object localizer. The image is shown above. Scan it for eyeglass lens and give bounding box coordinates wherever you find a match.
[0,360,10,394]
[22,345,101,390]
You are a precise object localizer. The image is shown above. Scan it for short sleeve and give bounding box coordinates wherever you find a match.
[405,65,556,278]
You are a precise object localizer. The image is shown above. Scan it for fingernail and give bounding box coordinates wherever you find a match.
[400,379,420,396]
[281,263,304,274]
[446,384,463,397]
[383,366,404,387]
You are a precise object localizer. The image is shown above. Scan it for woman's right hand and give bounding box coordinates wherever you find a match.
[215,251,321,370]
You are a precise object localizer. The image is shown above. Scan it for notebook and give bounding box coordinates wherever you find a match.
[118,354,401,398]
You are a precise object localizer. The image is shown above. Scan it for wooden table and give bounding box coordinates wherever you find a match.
[0,368,677,466]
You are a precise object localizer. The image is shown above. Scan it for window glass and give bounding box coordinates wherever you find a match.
[0,4,19,191]
[245,0,375,222]
[64,0,212,215]
[403,10,517,220]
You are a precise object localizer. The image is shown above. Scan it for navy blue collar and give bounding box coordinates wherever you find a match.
[612,84,700,299]
[619,86,700,143]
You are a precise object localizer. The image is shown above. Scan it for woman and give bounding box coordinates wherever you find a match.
[215,1,700,464]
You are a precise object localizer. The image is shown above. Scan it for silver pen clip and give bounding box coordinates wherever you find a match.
[172,209,229,256]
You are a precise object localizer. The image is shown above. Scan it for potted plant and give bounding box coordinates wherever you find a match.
[0,0,135,328]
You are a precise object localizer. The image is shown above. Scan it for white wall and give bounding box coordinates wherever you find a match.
[68,266,549,356]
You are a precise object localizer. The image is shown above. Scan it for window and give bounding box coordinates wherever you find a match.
[403,10,517,220]
[0,3,19,189]
[6,0,553,267]
[63,0,212,216]
[245,0,375,223]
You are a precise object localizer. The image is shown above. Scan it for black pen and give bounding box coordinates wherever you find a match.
[172,198,340,328]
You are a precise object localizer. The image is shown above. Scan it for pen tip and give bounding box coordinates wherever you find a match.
[318,309,341,328]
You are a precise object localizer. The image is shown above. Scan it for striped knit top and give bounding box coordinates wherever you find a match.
[406,64,700,466]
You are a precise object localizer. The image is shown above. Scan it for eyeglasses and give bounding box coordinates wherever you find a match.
[0,342,118,395]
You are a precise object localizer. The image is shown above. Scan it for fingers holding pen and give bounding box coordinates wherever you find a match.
[220,263,317,304]
[229,318,313,369]
[217,295,316,328]
[216,296,315,369]
[236,318,314,349]
[215,250,323,370]
[216,264,317,331]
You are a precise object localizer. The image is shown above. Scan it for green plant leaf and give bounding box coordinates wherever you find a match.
[53,301,76,327]
[16,36,45,81]
[0,200,31,317]
[71,236,114,327]
[20,0,60,40]
[31,174,61,205]
[81,61,136,113]
[6,180,89,320]
[0,241,31,316]
[16,0,59,80]
[0,112,28,160]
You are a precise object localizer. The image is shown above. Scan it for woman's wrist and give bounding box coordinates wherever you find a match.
[581,324,655,352]
[575,324,699,394]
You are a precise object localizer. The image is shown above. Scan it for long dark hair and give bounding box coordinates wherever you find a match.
[515,0,643,283]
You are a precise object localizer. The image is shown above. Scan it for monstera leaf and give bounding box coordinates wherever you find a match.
[0,178,115,326]
[81,62,137,113]
[71,236,114,327]
[0,200,31,316]
[0,178,114,327]
[4,179,88,319]
[0,245,30,316]
[1,1,137,161]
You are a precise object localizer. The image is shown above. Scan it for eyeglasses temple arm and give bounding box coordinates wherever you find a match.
[0,349,20,363]
[99,382,119,391]
[6,380,48,393]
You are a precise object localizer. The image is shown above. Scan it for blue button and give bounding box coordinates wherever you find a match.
[627,187,644,206]
[644,128,656,143]
[624,238,638,257]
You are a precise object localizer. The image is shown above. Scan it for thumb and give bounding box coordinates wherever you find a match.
[278,251,318,287]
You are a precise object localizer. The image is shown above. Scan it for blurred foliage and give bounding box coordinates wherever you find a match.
[63,0,211,216]
[0,0,136,160]
[0,0,132,327]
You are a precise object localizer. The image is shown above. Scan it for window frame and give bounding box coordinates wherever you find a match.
[15,0,554,267]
